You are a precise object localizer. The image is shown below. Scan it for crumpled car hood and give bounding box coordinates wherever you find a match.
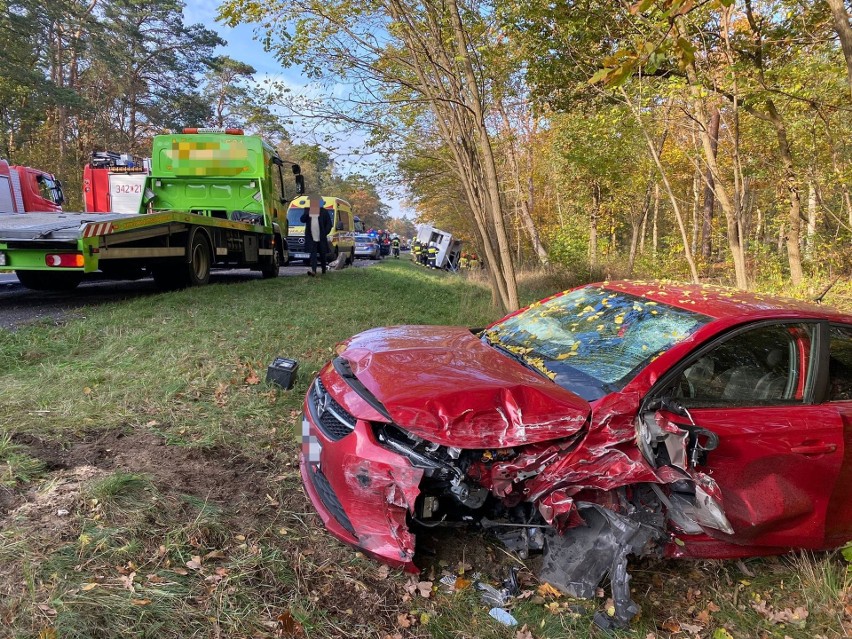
[339,325,591,448]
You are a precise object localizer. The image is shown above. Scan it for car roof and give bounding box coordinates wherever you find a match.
[601,280,851,323]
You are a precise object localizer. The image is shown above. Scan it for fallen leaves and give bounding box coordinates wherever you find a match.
[185,556,203,571]
[751,600,809,627]
[119,571,136,592]
[536,582,562,599]
[417,581,433,598]
[515,625,534,639]
[276,611,304,637]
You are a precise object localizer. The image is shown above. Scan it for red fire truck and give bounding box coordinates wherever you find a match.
[83,151,150,214]
[0,160,64,213]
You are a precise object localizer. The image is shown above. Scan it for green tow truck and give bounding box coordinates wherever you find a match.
[0,128,304,290]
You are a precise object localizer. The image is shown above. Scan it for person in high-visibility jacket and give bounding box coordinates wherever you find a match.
[469,254,480,270]
[412,241,422,264]
[427,242,438,269]
[459,253,469,270]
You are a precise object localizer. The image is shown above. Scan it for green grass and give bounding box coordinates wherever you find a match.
[0,433,45,486]
[1,258,850,639]
[0,259,496,444]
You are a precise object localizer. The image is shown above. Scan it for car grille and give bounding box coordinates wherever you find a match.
[308,463,356,537]
[311,378,356,441]
[286,237,305,251]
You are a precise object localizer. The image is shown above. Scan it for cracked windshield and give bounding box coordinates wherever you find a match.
[485,287,710,398]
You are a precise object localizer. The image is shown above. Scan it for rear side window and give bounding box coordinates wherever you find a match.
[338,209,350,231]
[829,325,852,401]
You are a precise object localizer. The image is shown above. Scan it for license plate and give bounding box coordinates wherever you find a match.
[301,415,322,463]
[294,252,310,259]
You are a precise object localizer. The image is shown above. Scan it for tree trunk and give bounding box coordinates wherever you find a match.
[497,104,548,266]
[828,0,852,103]
[622,88,700,283]
[590,182,600,275]
[448,0,519,311]
[691,168,700,256]
[701,107,720,261]
[652,183,659,256]
[764,99,804,285]
[806,180,817,260]
[678,43,748,288]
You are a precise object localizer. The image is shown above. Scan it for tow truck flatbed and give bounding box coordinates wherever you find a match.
[0,129,303,291]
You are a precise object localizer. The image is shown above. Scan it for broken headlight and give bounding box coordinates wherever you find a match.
[373,423,489,509]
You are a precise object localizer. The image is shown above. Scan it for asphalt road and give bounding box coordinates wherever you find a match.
[0,259,377,330]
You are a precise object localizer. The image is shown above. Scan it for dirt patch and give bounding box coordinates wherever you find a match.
[2,465,105,532]
[8,429,280,523]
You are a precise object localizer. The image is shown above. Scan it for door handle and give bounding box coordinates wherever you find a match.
[790,443,837,455]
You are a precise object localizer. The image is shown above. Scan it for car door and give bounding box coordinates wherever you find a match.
[651,320,844,548]
[825,323,852,546]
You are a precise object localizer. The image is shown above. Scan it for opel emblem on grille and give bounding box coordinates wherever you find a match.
[317,393,330,418]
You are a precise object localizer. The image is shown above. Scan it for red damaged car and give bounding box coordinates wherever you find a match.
[299,281,852,626]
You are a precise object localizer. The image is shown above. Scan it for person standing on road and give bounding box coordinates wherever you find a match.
[300,196,332,277]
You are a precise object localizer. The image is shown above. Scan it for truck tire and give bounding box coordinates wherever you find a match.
[15,270,82,291]
[261,244,281,279]
[185,232,212,286]
[152,233,211,290]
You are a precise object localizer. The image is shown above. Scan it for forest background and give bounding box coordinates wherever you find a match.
[3,0,852,311]
[0,0,413,235]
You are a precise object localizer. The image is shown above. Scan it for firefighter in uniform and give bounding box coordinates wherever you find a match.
[412,241,422,264]
[391,235,400,258]
[459,253,469,270]
[469,253,480,270]
[427,242,438,269]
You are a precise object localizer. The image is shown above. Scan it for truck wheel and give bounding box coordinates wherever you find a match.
[261,245,281,279]
[151,233,211,290]
[15,270,82,291]
[186,233,212,286]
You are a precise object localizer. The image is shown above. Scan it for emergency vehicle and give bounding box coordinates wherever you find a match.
[0,159,64,213]
[285,196,356,267]
[83,151,150,214]
[0,128,302,290]
[415,224,462,269]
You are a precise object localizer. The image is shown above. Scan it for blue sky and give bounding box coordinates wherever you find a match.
[182,0,409,218]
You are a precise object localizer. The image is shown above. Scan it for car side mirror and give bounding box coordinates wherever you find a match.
[54,180,65,206]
